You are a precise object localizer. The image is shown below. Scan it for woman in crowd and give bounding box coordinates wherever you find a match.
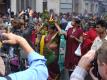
[39,23,48,55]
[43,25,60,80]
[55,18,83,76]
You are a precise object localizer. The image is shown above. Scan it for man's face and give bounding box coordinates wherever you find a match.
[97,60,107,80]
[96,25,105,34]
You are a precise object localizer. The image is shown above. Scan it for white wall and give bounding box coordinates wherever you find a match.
[60,0,72,13]
[94,2,99,14]
[11,0,17,15]
[36,0,43,13]
[78,0,98,15]
[78,0,85,14]
[47,0,60,14]
[32,0,36,10]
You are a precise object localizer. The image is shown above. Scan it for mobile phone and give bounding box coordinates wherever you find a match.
[92,58,101,80]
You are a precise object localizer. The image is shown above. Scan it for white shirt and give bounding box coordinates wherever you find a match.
[91,36,107,51]
[70,66,87,80]
[70,35,107,80]
[65,21,73,31]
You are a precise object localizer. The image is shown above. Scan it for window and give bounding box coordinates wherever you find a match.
[85,2,89,10]
[43,1,47,11]
[21,0,24,10]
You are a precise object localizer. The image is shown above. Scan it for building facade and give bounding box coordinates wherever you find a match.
[1,0,107,15]
[34,0,72,14]
[10,0,73,15]
[0,0,10,14]
[100,0,107,14]
[60,0,72,13]
[11,0,36,15]
[72,0,99,15]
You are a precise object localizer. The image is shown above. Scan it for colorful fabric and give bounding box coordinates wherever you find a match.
[40,35,45,55]
[58,34,66,71]
[44,33,58,65]
[44,47,56,65]
[81,28,97,55]
[65,27,83,69]
[44,33,60,79]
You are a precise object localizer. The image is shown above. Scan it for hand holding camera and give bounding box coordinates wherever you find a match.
[78,50,96,71]
[89,67,98,80]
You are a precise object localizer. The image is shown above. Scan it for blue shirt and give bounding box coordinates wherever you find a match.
[0,51,48,80]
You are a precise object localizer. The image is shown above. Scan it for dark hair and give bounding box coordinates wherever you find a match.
[88,21,96,27]
[11,19,21,29]
[96,40,107,64]
[96,20,107,29]
[48,25,56,30]
[73,18,81,24]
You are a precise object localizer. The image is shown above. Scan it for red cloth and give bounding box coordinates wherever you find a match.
[31,30,37,46]
[81,28,97,55]
[85,28,97,41]
[65,27,83,69]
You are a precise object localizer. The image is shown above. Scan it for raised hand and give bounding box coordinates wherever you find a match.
[2,33,20,45]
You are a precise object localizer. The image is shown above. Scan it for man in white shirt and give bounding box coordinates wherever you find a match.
[70,20,107,80]
[70,41,107,80]
[91,20,107,51]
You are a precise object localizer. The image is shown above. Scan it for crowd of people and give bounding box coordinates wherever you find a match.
[0,8,107,80]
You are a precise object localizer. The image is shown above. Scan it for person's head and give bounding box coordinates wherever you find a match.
[19,19,25,28]
[48,25,55,34]
[43,23,48,31]
[96,20,107,34]
[88,20,96,28]
[72,18,81,27]
[96,41,107,80]
[11,19,21,29]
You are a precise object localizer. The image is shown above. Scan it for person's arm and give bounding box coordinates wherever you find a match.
[54,22,67,36]
[0,33,48,80]
[70,35,83,43]
[70,66,87,80]
[70,50,96,80]
[0,56,5,76]
[36,24,44,33]
[22,22,34,37]
[2,33,33,54]
[18,11,24,17]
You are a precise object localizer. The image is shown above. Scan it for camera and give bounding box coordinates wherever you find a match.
[91,58,101,79]
[22,10,29,22]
